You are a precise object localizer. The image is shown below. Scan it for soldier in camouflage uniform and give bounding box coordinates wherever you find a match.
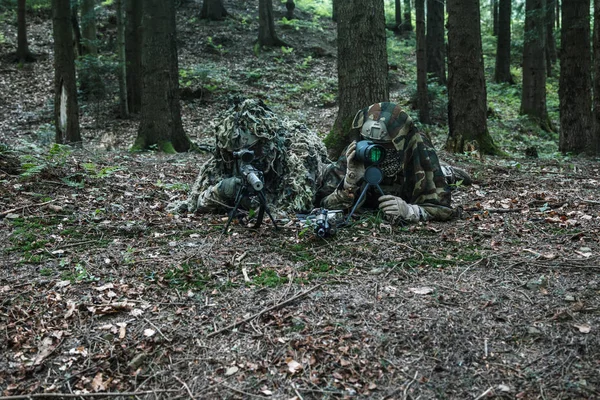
[171,98,329,215]
[316,102,467,223]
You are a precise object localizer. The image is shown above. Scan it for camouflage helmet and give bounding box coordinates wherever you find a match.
[351,102,413,150]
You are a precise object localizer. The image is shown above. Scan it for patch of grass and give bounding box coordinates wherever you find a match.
[161,263,211,289]
[252,269,289,287]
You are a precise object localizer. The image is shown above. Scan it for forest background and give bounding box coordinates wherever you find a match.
[0,0,599,399]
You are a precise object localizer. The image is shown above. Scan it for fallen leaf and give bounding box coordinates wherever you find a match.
[94,283,114,291]
[573,324,591,334]
[91,372,105,392]
[286,358,302,374]
[143,329,156,337]
[130,308,144,317]
[33,337,55,366]
[225,366,239,376]
[409,287,435,295]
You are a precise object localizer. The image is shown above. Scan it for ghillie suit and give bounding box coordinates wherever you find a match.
[172,98,329,215]
[316,102,457,222]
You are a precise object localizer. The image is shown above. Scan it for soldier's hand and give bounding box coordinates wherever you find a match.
[217,177,242,199]
[344,141,365,188]
[378,195,422,222]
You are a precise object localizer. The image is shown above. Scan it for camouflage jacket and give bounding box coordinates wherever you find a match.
[316,128,454,222]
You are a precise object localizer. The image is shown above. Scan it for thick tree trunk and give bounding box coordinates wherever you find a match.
[199,0,228,21]
[134,0,191,153]
[426,0,445,84]
[116,0,129,118]
[559,0,593,154]
[594,0,600,154]
[494,0,513,83]
[325,0,388,159]
[416,0,429,123]
[125,0,143,113]
[445,0,499,155]
[258,0,287,47]
[52,0,81,145]
[16,0,35,62]
[520,0,551,131]
[402,0,413,32]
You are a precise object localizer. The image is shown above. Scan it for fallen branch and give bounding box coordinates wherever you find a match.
[0,389,182,399]
[0,199,57,218]
[207,284,322,338]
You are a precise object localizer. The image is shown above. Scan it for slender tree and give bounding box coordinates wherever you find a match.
[258,0,287,47]
[445,0,499,154]
[70,0,83,56]
[125,0,142,113]
[81,0,97,55]
[325,0,388,158]
[494,0,513,83]
[52,0,81,145]
[332,0,338,22]
[492,0,499,35]
[116,0,128,118]
[16,0,35,62]
[416,0,429,123]
[559,0,593,154]
[546,0,557,75]
[594,0,600,154]
[403,0,413,31]
[426,0,446,84]
[521,0,551,131]
[133,0,191,152]
[285,0,295,20]
[395,0,402,30]
[199,0,228,21]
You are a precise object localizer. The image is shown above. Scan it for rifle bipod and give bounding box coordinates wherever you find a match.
[345,166,386,225]
[222,182,278,233]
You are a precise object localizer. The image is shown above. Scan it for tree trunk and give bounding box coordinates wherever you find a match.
[594,0,600,154]
[116,0,129,118]
[134,0,191,153]
[332,0,338,22]
[199,0,228,21]
[81,0,97,55]
[126,0,143,113]
[426,0,445,84]
[402,0,413,31]
[395,0,402,29]
[494,0,513,83]
[520,0,551,131]
[556,0,560,29]
[285,0,295,20]
[70,0,83,56]
[416,0,429,123]
[546,0,557,73]
[492,0,498,35]
[258,0,287,47]
[52,0,81,145]
[445,0,499,155]
[325,0,388,159]
[559,0,593,154]
[16,0,35,62]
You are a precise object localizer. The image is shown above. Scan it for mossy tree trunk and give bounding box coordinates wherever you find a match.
[559,0,593,154]
[134,0,191,153]
[446,0,500,155]
[426,0,445,84]
[325,0,388,159]
[52,0,81,145]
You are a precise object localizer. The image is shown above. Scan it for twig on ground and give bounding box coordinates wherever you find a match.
[0,199,57,218]
[174,376,195,399]
[207,284,322,338]
[474,387,494,400]
[143,318,172,342]
[402,371,418,400]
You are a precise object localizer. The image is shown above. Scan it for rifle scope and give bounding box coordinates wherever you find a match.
[354,140,386,166]
[233,149,255,164]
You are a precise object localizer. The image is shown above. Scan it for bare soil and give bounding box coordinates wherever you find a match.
[1,2,599,399]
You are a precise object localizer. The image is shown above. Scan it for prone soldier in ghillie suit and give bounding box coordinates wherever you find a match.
[316,102,471,224]
[171,98,329,216]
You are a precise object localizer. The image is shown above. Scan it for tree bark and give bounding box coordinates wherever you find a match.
[426,0,446,84]
[126,0,143,113]
[16,0,35,62]
[134,0,191,152]
[402,0,413,31]
[546,0,557,73]
[520,0,551,131]
[52,0,81,145]
[325,0,389,159]
[445,0,499,154]
[492,0,499,35]
[199,0,228,21]
[559,0,593,154]
[416,0,429,123]
[81,0,97,55]
[494,0,513,83]
[116,0,129,118]
[258,0,287,47]
[332,0,338,22]
[395,0,402,29]
[594,0,600,154]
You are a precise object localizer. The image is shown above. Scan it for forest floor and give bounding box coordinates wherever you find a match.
[1,1,600,399]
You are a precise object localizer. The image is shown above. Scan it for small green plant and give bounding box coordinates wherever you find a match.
[206,36,227,56]
[253,269,288,287]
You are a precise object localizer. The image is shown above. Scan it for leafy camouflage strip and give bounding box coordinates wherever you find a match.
[352,102,413,148]
[169,98,329,214]
[317,127,454,222]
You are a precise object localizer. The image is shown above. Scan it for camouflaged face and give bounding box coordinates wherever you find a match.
[352,102,413,150]
[181,98,329,214]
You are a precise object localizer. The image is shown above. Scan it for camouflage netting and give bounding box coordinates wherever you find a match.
[169,98,330,215]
